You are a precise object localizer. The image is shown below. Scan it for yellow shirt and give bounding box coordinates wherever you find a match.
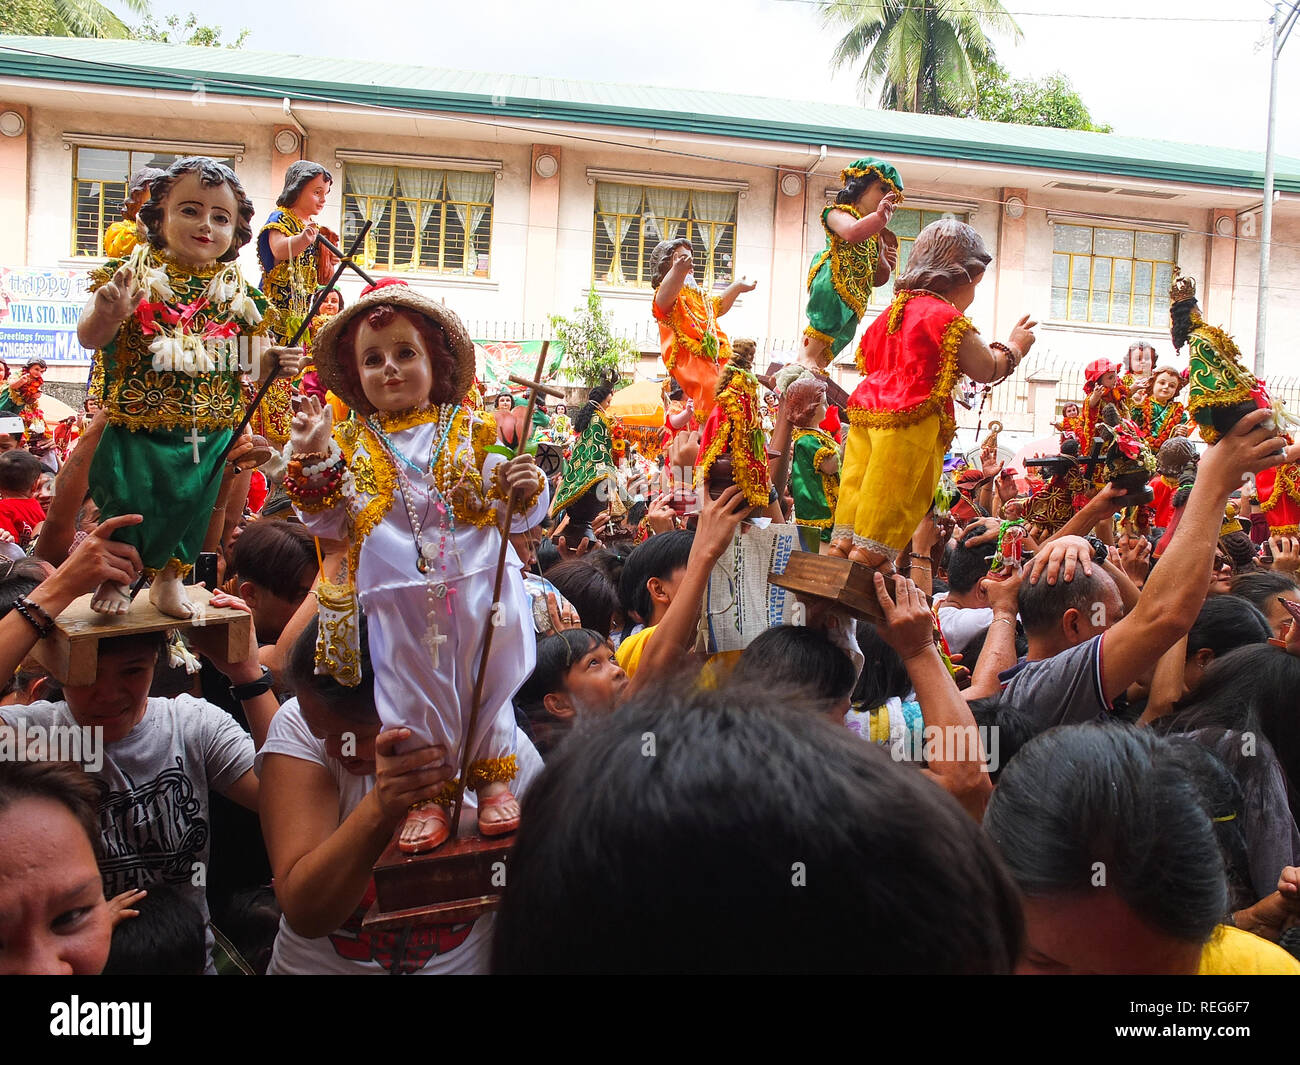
[616,625,656,678]
[1197,926,1300,974]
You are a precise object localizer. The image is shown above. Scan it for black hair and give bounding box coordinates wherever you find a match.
[851,620,912,709]
[1170,299,1198,350]
[1161,644,1300,827]
[544,559,620,636]
[731,625,856,708]
[140,157,255,263]
[535,537,560,574]
[0,759,101,861]
[965,697,1036,784]
[96,630,168,665]
[572,385,615,435]
[514,628,607,756]
[1162,738,1254,912]
[276,160,333,209]
[946,538,993,594]
[618,529,694,630]
[1187,595,1271,661]
[0,563,47,619]
[0,448,43,494]
[1017,566,1112,637]
[231,520,316,601]
[493,683,1023,973]
[1228,570,1299,616]
[581,547,627,589]
[102,884,206,976]
[835,173,884,206]
[984,723,1228,947]
[287,614,376,726]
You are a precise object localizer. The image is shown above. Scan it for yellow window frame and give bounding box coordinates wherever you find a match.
[592,184,736,290]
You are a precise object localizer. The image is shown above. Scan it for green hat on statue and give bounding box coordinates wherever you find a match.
[839,157,904,200]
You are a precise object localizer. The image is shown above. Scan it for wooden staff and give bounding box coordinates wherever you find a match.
[210,221,374,473]
[449,345,563,831]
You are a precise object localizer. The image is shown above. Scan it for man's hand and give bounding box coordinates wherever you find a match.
[960,516,1002,551]
[191,589,261,684]
[554,533,599,560]
[872,572,934,660]
[544,591,581,633]
[1117,533,1153,585]
[981,563,1024,614]
[980,445,1003,481]
[1271,535,1300,575]
[645,492,677,535]
[107,888,147,929]
[1028,534,1093,585]
[693,484,748,563]
[1198,407,1296,494]
[36,513,144,608]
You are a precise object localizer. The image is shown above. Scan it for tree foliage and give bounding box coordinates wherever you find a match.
[549,289,638,388]
[823,0,1021,115]
[0,0,147,39]
[131,12,250,48]
[964,61,1112,132]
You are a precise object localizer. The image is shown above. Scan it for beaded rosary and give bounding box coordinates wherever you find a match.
[368,405,460,669]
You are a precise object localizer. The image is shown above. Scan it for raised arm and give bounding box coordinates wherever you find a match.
[625,485,748,697]
[34,410,107,565]
[716,276,757,316]
[1101,407,1296,703]
[78,265,141,351]
[956,315,1036,384]
[872,572,992,819]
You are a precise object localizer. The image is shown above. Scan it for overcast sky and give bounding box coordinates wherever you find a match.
[138,0,1300,161]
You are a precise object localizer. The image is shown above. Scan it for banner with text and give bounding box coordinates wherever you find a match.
[0,267,95,366]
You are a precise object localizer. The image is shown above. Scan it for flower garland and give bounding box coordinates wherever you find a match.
[126,244,262,376]
[1136,395,1186,450]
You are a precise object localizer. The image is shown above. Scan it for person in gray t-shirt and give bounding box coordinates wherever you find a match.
[0,630,257,971]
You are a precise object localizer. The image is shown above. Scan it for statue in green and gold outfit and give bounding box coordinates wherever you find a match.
[796,157,903,375]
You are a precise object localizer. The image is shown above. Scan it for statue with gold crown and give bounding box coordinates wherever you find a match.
[1172,268,1300,536]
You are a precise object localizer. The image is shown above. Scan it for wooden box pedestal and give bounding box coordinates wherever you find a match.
[768,552,897,623]
[364,834,513,930]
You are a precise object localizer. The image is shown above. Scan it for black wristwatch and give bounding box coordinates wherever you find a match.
[1084,535,1109,564]
[229,665,274,701]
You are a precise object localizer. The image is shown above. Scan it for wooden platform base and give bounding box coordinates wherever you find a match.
[768,551,898,623]
[364,832,514,929]
[29,586,251,685]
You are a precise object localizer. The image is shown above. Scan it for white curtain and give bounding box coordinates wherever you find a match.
[690,190,737,282]
[444,171,495,273]
[398,167,445,267]
[595,182,644,283]
[346,164,394,267]
[643,187,688,243]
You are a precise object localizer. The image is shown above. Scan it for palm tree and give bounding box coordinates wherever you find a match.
[823,0,1022,115]
[1,0,150,39]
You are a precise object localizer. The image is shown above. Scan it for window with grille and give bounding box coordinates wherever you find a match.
[868,207,971,306]
[342,164,494,276]
[592,182,737,289]
[72,147,234,257]
[1051,224,1176,327]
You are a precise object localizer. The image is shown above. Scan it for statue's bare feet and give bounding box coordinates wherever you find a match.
[398,801,451,855]
[477,781,520,838]
[91,580,132,616]
[149,566,194,619]
[848,545,895,575]
[827,537,852,558]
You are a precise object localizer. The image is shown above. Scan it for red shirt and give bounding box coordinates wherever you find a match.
[848,293,973,433]
[0,497,45,543]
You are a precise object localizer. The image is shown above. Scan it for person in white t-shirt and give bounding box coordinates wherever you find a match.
[258,616,542,975]
[933,518,1000,656]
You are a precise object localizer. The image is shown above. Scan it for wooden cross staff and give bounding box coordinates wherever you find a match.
[210,221,376,476]
[449,346,564,831]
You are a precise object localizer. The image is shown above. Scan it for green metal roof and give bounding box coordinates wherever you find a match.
[3,35,1298,193]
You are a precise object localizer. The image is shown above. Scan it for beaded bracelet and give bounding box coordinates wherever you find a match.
[14,597,54,639]
[21,596,55,628]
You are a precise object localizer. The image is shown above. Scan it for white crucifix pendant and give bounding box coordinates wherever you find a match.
[426,622,448,669]
[184,425,205,464]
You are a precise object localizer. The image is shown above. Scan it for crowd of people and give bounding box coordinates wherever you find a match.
[0,153,1298,977]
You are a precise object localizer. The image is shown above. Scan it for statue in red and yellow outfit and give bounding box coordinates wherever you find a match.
[828,220,1036,569]
[650,238,756,420]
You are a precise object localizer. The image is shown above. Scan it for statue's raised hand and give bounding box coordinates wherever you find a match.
[290,393,334,456]
[93,265,142,325]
